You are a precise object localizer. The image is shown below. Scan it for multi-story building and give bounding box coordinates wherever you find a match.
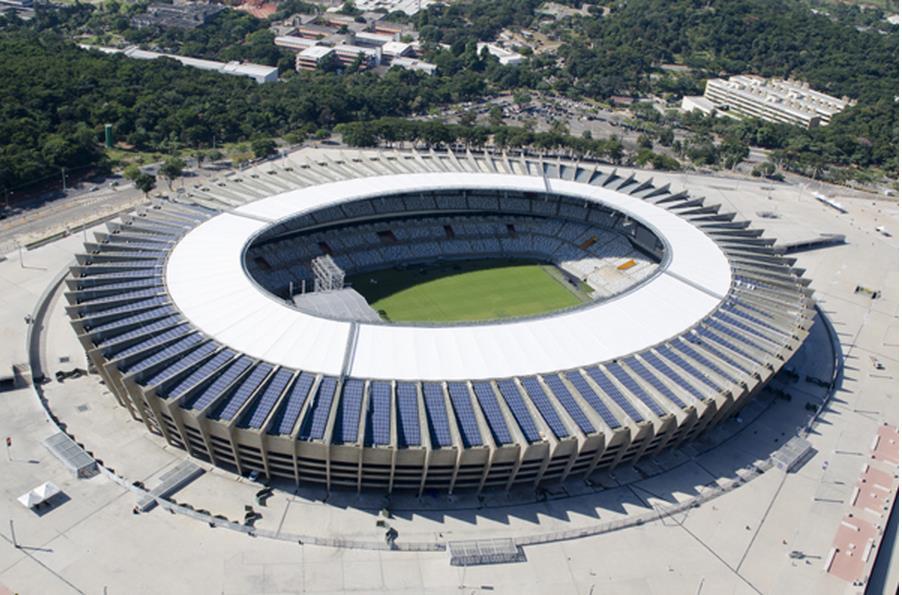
[334,44,381,70]
[380,41,415,64]
[703,75,854,129]
[296,46,336,71]
[130,2,224,30]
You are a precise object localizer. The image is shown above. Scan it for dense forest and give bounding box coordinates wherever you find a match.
[0,0,897,192]
[0,31,503,191]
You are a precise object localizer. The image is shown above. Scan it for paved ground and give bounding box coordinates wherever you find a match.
[0,149,896,594]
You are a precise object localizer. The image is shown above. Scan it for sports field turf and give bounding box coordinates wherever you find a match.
[348,258,586,323]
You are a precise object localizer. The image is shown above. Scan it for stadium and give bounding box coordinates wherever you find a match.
[65,151,815,494]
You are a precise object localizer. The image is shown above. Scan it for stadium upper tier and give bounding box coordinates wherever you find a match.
[65,150,815,493]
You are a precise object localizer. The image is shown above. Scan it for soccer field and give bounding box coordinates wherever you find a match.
[348,258,587,323]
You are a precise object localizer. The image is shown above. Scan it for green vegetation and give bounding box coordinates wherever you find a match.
[0,0,896,193]
[348,258,585,322]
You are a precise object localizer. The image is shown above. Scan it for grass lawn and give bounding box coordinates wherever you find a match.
[347,258,587,323]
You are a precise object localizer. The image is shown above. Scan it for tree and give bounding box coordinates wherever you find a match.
[133,172,156,196]
[458,110,477,128]
[160,156,185,188]
[251,138,276,159]
[488,105,505,127]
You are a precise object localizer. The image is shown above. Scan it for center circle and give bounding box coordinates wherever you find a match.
[243,188,667,325]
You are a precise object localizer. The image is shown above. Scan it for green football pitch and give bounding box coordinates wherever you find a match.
[347,258,588,323]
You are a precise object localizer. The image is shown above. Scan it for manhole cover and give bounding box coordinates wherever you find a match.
[76,404,89,412]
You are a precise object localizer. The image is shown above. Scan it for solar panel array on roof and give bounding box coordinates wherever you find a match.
[541,374,599,433]
[705,319,768,360]
[186,355,253,410]
[80,296,168,321]
[139,341,216,385]
[519,377,570,438]
[366,381,391,446]
[396,382,421,447]
[672,338,738,383]
[299,376,338,441]
[165,349,236,400]
[722,302,783,334]
[97,313,180,348]
[713,311,780,344]
[78,287,163,308]
[624,357,687,408]
[87,306,175,334]
[448,382,482,447]
[271,371,316,435]
[605,362,666,416]
[107,324,189,360]
[334,379,365,444]
[656,345,722,391]
[422,383,453,447]
[241,368,294,429]
[575,368,641,425]
[472,382,512,445]
[642,351,707,401]
[691,329,754,372]
[495,380,541,442]
[212,362,273,421]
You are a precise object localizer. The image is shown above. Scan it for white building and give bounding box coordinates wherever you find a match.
[296,45,335,71]
[390,56,437,75]
[81,45,279,83]
[476,42,524,66]
[702,75,854,129]
[274,35,317,52]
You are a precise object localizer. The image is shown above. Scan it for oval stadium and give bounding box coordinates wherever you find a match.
[65,151,815,494]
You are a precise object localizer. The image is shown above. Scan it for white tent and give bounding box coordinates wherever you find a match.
[17,482,61,509]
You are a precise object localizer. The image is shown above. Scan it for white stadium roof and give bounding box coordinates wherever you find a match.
[165,173,731,380]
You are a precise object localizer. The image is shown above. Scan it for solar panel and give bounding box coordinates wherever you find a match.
[212,363,273,421]
[448,382,483,447]
[495,380,541,442]
[624,357,687,408]
[472,382,512,445]
[366,381,392,446]
[706,318,772,356]
[125,334,204,375]
[643,351,708,400]
[715,310,783,343]
[87,306,174,334]
[723,302,784,334]
[77,288,163,307]
[422,383,453,447]
[605,362,666,416]
[139,341,216,385]
[691,328,755,371]
[671,339,739,383]
[396,382,421,448]
[540,374,598,433]
[578,367,644,424]
[80,297,169,323]
[98,314,182,349]
[519,377,570,438]
[241,368,294,429]
[333,379,365,444]
[186,355,253,410]
[106,324,189,360]
[298,376,338,441]
[271,371,317,435]
[77,279,161,292]
[161,349,234,399]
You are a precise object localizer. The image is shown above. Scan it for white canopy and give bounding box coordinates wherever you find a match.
[165,173,732,380]
[18,481,61,508]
